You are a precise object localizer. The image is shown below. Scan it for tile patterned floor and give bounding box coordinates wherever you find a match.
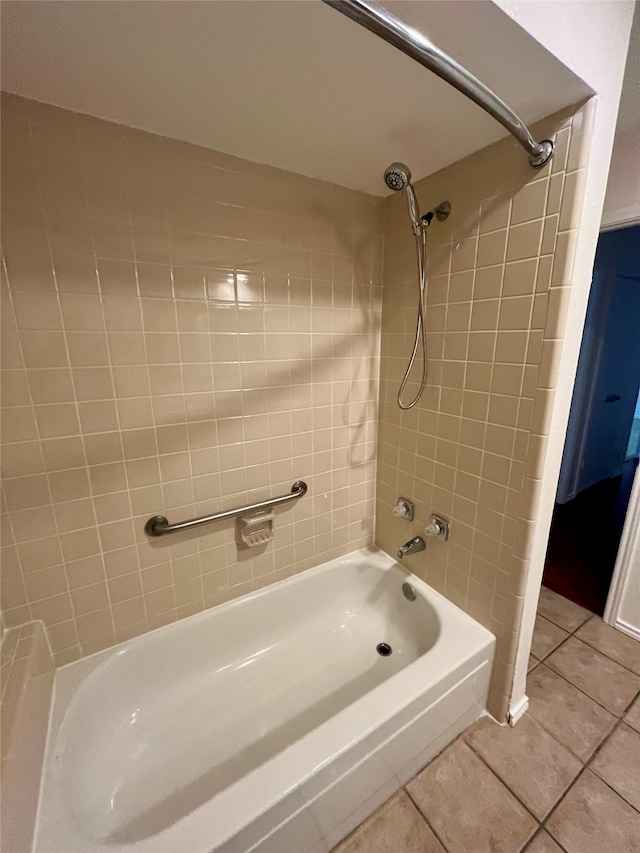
[332,587,640,853]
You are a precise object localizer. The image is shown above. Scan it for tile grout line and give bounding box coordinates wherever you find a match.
[574,635,640,678]
[536,765,590,848]
[529,829,571,853]
[530,603,640,828]
[468,669,638,843]
[540,604,640,680]
[536,594,592,634]
[522,688,617,765]
[403,783,453,853]
[570,613,640,677]
[583,718,640,815]
[529,650,622,718]
[532,627,573,664]
[539,760,640,839]
[529,656,640,774]
[532,603,590,658]
[462,733,544,829]
[543,651,640,717]
[533,606,640,715]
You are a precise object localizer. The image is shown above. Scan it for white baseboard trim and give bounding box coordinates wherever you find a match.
[507,695,529,726]
[613,618,640,642]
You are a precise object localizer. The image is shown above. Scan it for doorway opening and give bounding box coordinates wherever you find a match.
[543,224,640,615]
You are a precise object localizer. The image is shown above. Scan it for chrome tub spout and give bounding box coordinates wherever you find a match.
[397,536,425,559]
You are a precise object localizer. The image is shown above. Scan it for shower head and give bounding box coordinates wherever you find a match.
[384,162,421,233]
[384,162,411,192]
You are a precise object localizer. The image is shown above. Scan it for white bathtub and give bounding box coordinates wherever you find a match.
[35,547,494,853]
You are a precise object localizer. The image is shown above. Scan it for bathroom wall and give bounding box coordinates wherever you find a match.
[375,105,590,719]
[0,92,382,665]
[602,127,640,229]
[496,0,634,717]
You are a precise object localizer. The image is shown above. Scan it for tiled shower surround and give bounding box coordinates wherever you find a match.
[0,93,382,666]
[376,104,590,718]
[0,91,589,717]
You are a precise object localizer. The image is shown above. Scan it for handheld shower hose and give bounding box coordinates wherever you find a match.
[383,163,450,410]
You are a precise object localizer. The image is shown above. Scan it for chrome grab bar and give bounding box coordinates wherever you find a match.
[144,481,308,537]
[322,0,554,168]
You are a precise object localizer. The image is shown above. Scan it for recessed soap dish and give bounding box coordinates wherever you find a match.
[237,510,275,548]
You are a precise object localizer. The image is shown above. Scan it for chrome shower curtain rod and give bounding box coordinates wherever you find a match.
[322,0,554,168]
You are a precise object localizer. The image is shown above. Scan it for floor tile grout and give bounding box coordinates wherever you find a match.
[542,762,640,832]
[535,601,591,635]
[540,603,640,678]
[529,601,640,827]
[531,603,640,815]
[580,651,640,680]
[532,610,640,718]
[586,717,623,763]
[535,612,573,636]
[536,765,589,847]
[622,688,640,714]
[530,657,627,720]
[511,602,640,842]
[403,784,452,853]
[546,660,640,718]
[463,731,545,827]
[584,718,640,815]
[445,604,639,840]
[571,634,640,678]
[592,769,640,816]
[530,825,572,853]
[533,630,573,663]
[523,691,616,764]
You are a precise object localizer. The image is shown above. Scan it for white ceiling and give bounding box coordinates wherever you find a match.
[1,0,591,195]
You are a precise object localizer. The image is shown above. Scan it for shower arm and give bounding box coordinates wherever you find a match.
[322,0,554,169]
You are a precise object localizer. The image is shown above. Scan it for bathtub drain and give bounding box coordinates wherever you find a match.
[376,643,392,657]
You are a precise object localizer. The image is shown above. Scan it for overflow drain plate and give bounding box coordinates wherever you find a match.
[402,582,417,601]
[376,643,392,657]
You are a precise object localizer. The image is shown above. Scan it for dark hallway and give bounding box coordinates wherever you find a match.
[544,457,638,615]
[545,224,640,615]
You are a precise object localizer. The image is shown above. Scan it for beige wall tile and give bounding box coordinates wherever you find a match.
[75,608,114,644]
[53,254,99,294]
[1,94,380,667]
[503,259,538,297]
[64,555,105,589]
[30,593,74,626]
[2,94,582,722]
[34,403,81,439]
[12,292,63,330]
[511,180,548,226]
[1,407,38,443]
[20,331,69,368]
[477,229,508,268]
[70,582,110,616]
[375,105,586,721]
[506,220,544,262]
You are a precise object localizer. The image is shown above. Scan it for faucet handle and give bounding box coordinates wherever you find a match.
[393,497,414,520]
[424,514,450,541]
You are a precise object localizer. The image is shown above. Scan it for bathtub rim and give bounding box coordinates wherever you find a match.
[36,545,495,853]
[50,544,489,682]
